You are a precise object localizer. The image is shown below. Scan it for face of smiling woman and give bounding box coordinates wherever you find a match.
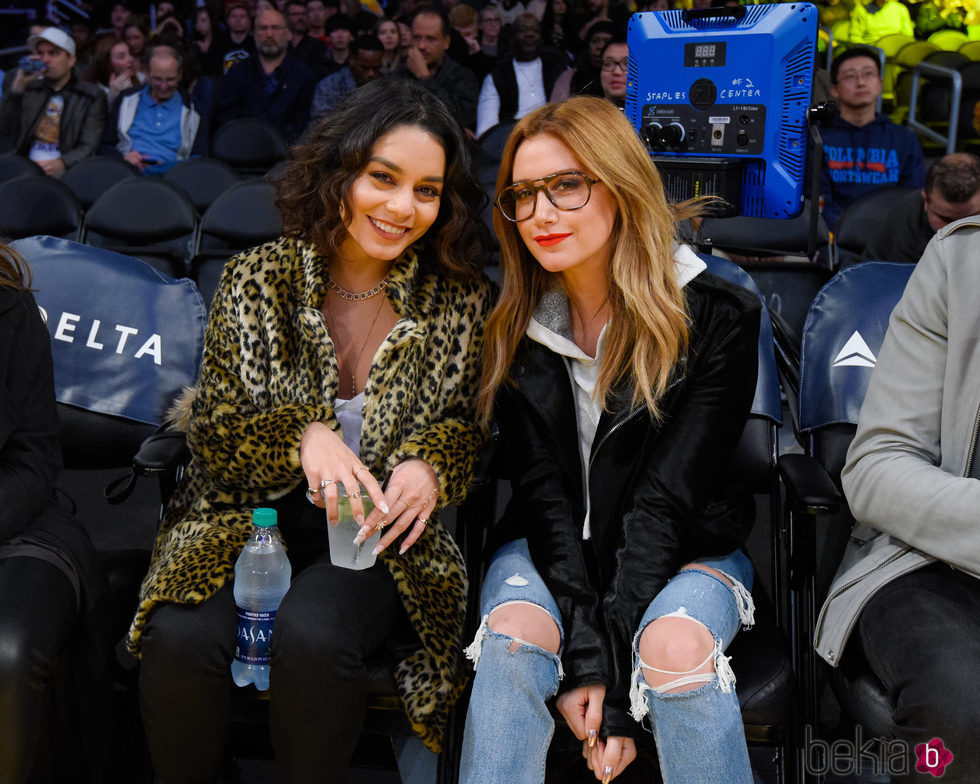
[339,125,446,267]
[511,133,617,282]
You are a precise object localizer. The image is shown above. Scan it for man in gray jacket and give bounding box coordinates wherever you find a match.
[0,27,106,175]
[818,215,980,782]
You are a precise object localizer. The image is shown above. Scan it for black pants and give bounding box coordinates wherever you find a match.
[0,555,77,784]
[140,530,411,784]
[857,562,980,783]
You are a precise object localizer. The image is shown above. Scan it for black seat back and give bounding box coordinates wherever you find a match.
[61,155,139,210]
[0,153,42,183]
[0,175,83,241]
[211,118,288,175]
[84,178,199,277]
[163,157,242,212]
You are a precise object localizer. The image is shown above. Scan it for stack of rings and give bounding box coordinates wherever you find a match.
[305,478,338,505]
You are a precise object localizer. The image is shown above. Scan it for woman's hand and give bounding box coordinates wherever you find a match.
[108,70,132,99]
[587,735,636,783]
[556,684,606,745]
[300,421,387,525]
[359,458,439,556]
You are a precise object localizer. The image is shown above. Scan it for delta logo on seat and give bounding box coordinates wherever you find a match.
[832,331,877,369]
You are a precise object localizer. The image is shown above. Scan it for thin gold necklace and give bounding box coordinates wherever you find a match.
[327,292,387,399]
[328,273,391,301]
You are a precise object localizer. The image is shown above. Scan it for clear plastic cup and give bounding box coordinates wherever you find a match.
[327,483,379,570]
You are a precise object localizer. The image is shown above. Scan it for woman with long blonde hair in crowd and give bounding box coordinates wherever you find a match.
[460,97,761,783]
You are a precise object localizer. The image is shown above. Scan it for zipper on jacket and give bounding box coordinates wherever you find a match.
[812,547,908,648]
[965,398,980,478]
[587,375,685,473]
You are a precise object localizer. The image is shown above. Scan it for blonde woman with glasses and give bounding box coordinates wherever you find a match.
[460,97,760,784]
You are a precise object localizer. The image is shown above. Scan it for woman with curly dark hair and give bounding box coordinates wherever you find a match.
[132,78,495,783]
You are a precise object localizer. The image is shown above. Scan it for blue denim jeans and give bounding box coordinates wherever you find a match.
[459,539,754,784]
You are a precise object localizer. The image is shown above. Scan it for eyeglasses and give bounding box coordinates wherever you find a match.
[601,58,628,73]
[837,68,878,84]
[496,170,600,222]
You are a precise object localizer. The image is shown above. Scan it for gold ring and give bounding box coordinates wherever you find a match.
[355,466,370,478]
[417,516,428,527]
[350,489,360,500]
[307,486,320,495]
[375,522,385,533]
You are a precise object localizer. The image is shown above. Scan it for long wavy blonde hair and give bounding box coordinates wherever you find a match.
[478,97,704,425]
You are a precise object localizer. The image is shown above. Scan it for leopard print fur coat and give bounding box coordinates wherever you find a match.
[127,236,494,751]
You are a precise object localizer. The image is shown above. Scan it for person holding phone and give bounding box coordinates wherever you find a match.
[0,27,107,175]
[130,79,494,783]
[460,97,760,784]
[100,45,207,174]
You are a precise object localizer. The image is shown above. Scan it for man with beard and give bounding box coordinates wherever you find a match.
[215,8,317,142]
[475,14,565,138]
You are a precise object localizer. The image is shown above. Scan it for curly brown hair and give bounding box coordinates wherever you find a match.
[275,78,492,279]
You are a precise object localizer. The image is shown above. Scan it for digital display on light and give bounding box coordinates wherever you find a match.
[684,41,726,67]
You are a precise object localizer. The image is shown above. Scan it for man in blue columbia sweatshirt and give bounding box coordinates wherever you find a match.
[820,46,925,230]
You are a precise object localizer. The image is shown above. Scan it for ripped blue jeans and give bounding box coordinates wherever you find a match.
[458,539,755,784]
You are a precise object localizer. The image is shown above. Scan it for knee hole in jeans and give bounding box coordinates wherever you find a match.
[488,602,561,655]
[639,615,716,693]
[679,562,733,587]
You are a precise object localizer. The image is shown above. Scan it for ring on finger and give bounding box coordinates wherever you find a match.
[354,466,370,479]
[305,489,318,505]
[350,489,360,500]
[374,522,386,533]
[321,478,337,490]
[417,516,428,527]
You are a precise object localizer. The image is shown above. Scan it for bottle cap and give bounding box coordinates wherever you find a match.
[253,508,277,527]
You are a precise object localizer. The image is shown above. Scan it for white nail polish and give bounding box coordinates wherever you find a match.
[372,544,383,555]
[380,502,390,514]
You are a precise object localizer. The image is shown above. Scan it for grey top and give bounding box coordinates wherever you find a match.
[816,214,980,665]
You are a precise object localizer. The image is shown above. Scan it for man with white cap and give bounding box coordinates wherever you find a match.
[0,27,107,175]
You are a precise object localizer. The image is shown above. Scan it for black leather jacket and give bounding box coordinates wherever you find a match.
[490,270,760,737]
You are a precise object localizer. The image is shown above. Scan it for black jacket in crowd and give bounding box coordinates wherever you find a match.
[0,75,107,168]
[490,271,760,738]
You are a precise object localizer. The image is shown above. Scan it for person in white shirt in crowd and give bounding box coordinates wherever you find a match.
[476,14,566,138]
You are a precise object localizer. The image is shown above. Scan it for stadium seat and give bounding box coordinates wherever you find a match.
[61,155,140,210]
[779,262,915,750]
[163,157,241,213]
[83,178,199,278]
[0,175,83,241]
[928,28,969,51]
[210,118,288,176]
[699,200,830,264]
[0,154,42,183]
[959,39,980,61]
[833,185,917,266]
[191,178,283,305]
[9,235,207,782]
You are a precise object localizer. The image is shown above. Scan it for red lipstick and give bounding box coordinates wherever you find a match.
[534,233,571,246]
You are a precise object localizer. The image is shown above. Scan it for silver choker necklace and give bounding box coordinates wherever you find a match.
[327,274,391,301]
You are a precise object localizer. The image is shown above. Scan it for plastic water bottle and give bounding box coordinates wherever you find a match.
[231,508,291,690]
